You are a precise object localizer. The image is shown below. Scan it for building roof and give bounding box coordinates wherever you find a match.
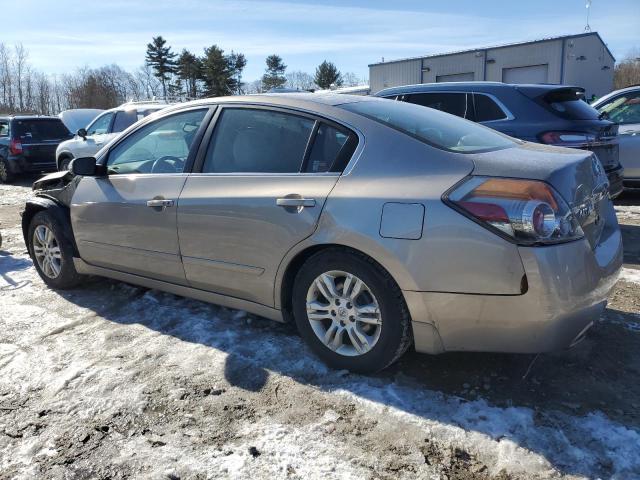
[368,32,615,67]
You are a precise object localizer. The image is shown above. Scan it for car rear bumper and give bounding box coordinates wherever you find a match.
[6,155,57,174]
[405,221,623,355]
[605,164,624,198]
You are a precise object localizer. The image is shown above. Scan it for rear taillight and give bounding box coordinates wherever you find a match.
[9,138,22,155]
[446,176,584,246]
[539,131,595,147]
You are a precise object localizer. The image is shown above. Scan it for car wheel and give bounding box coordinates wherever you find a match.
[0,158,13,183]
[292,248,412,373]
[28,210,82,289]
[59,156,72,171]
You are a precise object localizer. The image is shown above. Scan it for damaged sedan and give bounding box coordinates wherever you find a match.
[22,94,622,373]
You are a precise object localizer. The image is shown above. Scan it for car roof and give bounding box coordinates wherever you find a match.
[104,102,170,114]
[375,82,583,97]
[0,115,62,121]
[160,93,374,114]
[592,85,640,107]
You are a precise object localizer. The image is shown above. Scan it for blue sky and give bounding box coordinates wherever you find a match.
[4,0,639,82]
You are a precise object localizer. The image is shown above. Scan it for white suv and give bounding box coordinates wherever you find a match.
[56,102,169,170]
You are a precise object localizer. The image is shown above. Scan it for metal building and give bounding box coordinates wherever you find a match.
[369,32,615,98]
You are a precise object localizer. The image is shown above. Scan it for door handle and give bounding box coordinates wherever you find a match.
[276,197,316,208]
[146,199,174,208]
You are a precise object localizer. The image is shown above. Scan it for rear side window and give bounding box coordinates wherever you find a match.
[542,89,600,120]
[203,108,314,173]
[472,94,508,122]
[13,119,71,142]
[112,110,139,133]
[305,124,354,173]
[340,99,515,153]
[0,121,8,137]
[405,92,470,119]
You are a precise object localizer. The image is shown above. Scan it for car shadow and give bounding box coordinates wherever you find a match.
[621,223,640,266]
[17,261,634,479]
[614,188,640,206]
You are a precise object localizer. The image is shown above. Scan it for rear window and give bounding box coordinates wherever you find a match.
[340,99,515,153]
[13,119,72,142]
[542,89,600,120]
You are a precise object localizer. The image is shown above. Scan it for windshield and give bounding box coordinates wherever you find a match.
[13,119,72,142]
[340,99,515,153]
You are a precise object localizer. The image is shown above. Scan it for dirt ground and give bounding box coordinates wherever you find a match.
[1,176,639,480]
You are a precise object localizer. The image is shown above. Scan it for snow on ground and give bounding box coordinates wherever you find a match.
[619,267,640,284]
[1,182,640,478]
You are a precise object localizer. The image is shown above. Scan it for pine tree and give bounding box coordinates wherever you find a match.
[261,54,286,91]
[314,61,342,89]
[177,49,202,99]
[145,36,177,99]
[200,45,234,97]
[228,51,247,94]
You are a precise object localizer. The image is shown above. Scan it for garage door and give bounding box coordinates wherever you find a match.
[436,72,475,83]
[502,64,548,84]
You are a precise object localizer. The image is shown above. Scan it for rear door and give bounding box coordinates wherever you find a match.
[177,105,358,306]
[71,107,210,284]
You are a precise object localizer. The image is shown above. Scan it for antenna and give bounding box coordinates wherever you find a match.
[584,0,592,32]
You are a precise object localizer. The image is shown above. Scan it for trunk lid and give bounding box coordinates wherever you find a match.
[468,142,610,249]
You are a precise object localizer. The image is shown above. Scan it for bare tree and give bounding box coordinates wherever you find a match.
[285,70,316,91]
[614,48,640,90]
[13,44,28,111]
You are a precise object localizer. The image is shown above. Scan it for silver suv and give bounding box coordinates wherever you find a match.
[24,94,622,373]
[55,102,169,171]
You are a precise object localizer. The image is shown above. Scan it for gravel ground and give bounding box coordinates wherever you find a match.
[1,177,639,480]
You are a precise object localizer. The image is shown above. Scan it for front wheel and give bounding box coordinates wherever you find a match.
[292,249,412,373]
[28,210,82,289]
[59,156,73,171]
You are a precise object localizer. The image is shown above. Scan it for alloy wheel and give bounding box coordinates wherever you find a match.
[306,270,382,357]
[32,225,62,279]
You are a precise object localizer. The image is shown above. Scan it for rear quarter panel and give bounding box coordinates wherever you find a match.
[276,121,527,304]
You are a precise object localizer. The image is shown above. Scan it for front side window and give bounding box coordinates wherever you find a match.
[405,92,470,119]
[341,99,515,153]
[87,113,113,136]
[597,93,640,124]
[472,94,508,122]
[203,108,314,173]
[106,109,207,175]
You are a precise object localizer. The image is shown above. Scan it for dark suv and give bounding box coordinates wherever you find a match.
[0,115,73,183]
[375,82,624,197]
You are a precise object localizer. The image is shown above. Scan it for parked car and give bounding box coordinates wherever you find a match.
[592,85,640,188]
[375,82,624,198]
[55,102,169,171]
[23,94,622,373]
[0,115,73,183]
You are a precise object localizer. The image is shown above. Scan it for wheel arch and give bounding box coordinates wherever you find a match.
[276,242,410,323]
[22,198,79,257]
[56,152,74,171]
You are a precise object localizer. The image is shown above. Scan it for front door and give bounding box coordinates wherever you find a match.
[177,106,357,306]
[71,108,209,283]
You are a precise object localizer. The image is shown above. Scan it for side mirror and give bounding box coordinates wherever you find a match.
[77,128,87,139]
[70,157,99,176]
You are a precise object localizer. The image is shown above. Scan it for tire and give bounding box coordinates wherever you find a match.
[292,248,412,373]
[59,156,72,171]
[0,157,14,184]
[28,210,82,289]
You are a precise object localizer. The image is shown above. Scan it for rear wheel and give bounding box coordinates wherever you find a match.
[28,210,82,289]
[292,249,412,373]
[0,158,13,183]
